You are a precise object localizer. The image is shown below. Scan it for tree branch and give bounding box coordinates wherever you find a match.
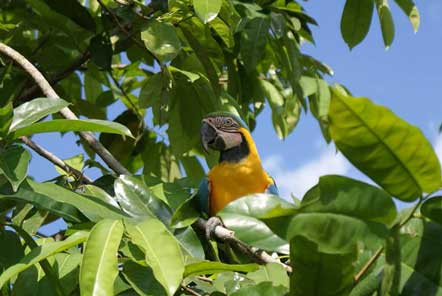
[194,218,292,272]
[20,136,92,184]
[0,42,130,175]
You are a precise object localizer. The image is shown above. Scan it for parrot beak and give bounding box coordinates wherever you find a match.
[200,121,217,153]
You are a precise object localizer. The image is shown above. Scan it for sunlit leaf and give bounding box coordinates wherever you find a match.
[193,0,222,24]
[329,88,441,201]
[11,119,134,139]
[184,261,259,277]
[141,20,181,64]
[80,219,124,296]
[10,97,70,131]
[125,218,184,296]
[375,0,395,49]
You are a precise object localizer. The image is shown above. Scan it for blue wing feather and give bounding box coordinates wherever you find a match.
[197,178,210,214]
[265,177,279,195]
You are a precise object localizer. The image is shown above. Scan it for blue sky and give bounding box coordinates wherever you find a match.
[30,0,442,231]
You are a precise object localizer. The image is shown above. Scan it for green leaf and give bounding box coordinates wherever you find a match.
[55,153,84,176]
[184,261,259,278]
[0,179,127,222]
[114,175,172,225]
[376,0,395,49]
[246,263,289,289]
[193,0,222,24]
[259,79,287,139]
[0,145,31,191]
[340,0,374,49]
[0,101,13,138]
[421,196,442,225]
[139,72,164,109]
[290,236,356,296]
[170,193,200,229]
[89,33,113,69]
[174,227,205,262]
[394,0,419,33]
[121,261,167,296]
[168,66,200,83]
[10,97,70,131]
[42,0,96,31]
[231,281,288,296]
[80,219,124,296]
[240,16,270,72]
[0,231,89,289]
[219,215,290,254]
[398,218,442,294]
[300,175,397,226]
[141,20,181,64]
[380,227,401,296]
[329,88,441,201]
[0,230,25,271]
[124,218,185,296]
[11,119,134,139]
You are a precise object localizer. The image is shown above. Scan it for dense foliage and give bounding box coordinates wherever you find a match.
[0,0,440,295]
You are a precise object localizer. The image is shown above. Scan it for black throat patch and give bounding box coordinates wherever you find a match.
[219,134,250,163]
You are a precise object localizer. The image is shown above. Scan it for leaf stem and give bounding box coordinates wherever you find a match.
[354,246,384,284]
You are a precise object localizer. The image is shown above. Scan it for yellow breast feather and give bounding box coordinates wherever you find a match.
[208,128,273,214]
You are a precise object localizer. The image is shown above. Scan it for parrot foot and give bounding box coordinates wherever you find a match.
[206,216,224,240]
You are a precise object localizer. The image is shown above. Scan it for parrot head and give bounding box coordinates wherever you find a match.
[200,112,248,154]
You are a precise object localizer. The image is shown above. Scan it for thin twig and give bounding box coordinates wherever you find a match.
[194,218,293,272]
[20,136,92,184]
[0,42,130,175]
[353,246,384,284]
[181,283,202,296]
[96,0,146,49]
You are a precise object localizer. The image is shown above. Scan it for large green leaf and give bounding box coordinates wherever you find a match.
[80,219,124,296]
[240,15,270,72]
[11,119,134,139]
[265,176,395,254]
[114,175,172,225]
[290,236,356,296]
[340,0,374,49]
[375,0,395,49]
[394,0,419,33]
[193,0,222,24]
[0,145,31,191]
[184,261,259,277]
[300,175,397,226]
[329,88,441,201]
[421,196,442,225]
[380,227,401,296]
[125,218,185,296]
[0,179,127,222]
[0,231,89,289]
[10,97,70,131]
[141,20,181,65]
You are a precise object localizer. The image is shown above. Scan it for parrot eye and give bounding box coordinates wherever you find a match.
[226,118,233,125]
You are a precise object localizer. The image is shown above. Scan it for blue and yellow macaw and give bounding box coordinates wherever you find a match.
[198,112,278,233]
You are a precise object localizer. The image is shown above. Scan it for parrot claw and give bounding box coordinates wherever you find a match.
[206,216,224,240]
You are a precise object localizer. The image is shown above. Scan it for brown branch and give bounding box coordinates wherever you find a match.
[20,136,93,184]
[0,42,130,175]
[181,284,202,296]
[194,218,292,273]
